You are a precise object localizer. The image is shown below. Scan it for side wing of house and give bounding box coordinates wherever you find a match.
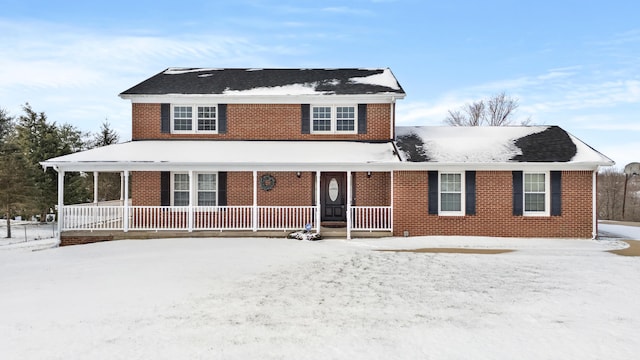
[393,126,614,238]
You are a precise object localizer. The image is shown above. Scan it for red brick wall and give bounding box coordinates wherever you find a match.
[131,171,160,206]
[393,170,594,238]
[354,172,390,206]
[131,103,392,140]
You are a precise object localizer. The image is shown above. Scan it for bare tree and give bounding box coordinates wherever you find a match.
[597,168,626,220]
[444,92,530,126]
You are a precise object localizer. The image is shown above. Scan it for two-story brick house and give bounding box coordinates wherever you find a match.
[42,68,613,245]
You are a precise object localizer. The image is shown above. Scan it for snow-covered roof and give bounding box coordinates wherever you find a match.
[42,127,613,172]
[120,68,405,97]
[41,140,402,172]
[395,126,614,168]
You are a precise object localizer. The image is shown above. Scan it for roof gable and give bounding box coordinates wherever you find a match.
[120,68,405,96]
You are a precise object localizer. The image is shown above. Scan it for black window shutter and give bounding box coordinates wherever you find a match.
[218,104,227,134]
[218,172,227,206]
[357,104,367,134]
[551,171,562,216]
[428,171,438,215]
[160,103,170,133]
[512,171,523,216]
[301,104,310,134]
[160,171,170,206]
[465,171,476,215]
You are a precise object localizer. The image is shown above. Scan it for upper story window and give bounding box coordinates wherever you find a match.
[524,172,549,216]
[172,105,217,133]
[311,105,356,134]
[439,172,465,216]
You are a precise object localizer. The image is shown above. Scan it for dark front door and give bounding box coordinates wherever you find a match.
[321,172,346,222]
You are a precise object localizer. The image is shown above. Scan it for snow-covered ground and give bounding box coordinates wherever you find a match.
[1,226,639,359]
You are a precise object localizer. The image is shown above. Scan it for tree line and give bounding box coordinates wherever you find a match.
[0,104,120,238]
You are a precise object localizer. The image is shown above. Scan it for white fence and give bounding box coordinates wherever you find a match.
[351,206,392,231]
[62,205,392,232]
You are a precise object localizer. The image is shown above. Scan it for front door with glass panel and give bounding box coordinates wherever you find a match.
[321,172,346,222]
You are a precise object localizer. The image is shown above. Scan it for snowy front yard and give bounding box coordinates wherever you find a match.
[1,231,639,359]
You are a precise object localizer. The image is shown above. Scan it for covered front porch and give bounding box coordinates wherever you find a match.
[42,140,401,243]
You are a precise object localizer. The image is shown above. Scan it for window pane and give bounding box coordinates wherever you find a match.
[312,107,331,131]
[525,173,545,192]
[174,106,193,131]
[197,106,216,131]
[198,173,216,190]
[336,106,355,131]
[441,173,461,192]
[174,174,189,191]
[198,192,216,206]
[441,193,461,211]
[174,191,189,206]
[525,194,545,211]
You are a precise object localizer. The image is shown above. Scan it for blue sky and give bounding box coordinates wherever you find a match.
[1,0,638,167]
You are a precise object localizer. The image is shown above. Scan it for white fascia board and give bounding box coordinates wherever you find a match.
[43,161,402,173]
[394,162,607,172]
[119,93,405,104]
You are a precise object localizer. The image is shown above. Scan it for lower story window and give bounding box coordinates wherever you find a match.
[524,173,547,214]
[440,172,463,215]
[171,172,217,206]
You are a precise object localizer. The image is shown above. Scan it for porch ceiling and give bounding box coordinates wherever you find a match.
[41,140,402,172]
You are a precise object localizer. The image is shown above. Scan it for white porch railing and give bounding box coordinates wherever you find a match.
[351,206,392,231]
[61,205,392,233]
[258,206,315,230]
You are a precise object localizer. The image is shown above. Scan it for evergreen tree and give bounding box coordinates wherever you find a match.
[16,104,91,220]
[91,121,121,201]
[0,109,30,238]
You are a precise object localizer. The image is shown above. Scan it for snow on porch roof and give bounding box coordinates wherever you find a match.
[395,125,614,167]
[120,68,405,96]
[41,140,402,172]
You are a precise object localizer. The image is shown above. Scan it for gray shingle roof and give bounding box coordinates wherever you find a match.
[120,68,405,96]
[395,125,613,165]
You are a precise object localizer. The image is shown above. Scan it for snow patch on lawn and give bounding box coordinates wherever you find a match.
[1,234,639,359]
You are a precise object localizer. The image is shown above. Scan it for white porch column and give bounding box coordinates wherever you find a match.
[188,170,194,232]
[93,171,99,204]
[252,171,258,231]
[57,169,64,236]
[120,172,124,204]
[390,170,394,234]
[315,171,321,233]
[346,171,352,240]
[123,170,129,232]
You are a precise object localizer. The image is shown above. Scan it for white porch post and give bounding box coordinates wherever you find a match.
[346,171,352,240]
[120,172,125,204]
[315,171,321,233]
[123,170,129,232]
[188,170,194,232]
[390,170,394,234]
[93,171,99,204]
[253,170,258,232]
[57,169,64,236]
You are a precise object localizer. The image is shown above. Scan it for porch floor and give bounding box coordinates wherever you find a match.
[60,227,392,246]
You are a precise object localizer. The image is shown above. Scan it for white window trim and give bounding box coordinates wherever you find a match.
[171,105,218,134]
[170,171,218,206]
[310,105,358,134]
[523,171,550,217]
[438,172,465,216]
